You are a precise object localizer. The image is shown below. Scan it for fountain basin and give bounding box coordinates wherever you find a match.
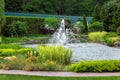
[23,43,120,62]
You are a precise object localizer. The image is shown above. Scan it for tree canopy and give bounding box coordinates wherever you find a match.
[0,0,5,33]
[100,0,120,31]
[5,0,110,16]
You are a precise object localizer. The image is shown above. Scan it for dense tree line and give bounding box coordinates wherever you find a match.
[92,0,120,32]
[0,0,5,33]
[5,0,110,16]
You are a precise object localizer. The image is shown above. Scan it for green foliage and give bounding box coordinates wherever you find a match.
[73,21,85,33]
[100,0,120,32]
[41,60,59,71]
[0,44,33,56]
[83,15,88,34]
[103,32,119,46]
[44,18,60,30]
[2,37,29,43]
[0,0,6,33]
[0,37,2,43]
[88,31,107,42]
[5,0,110,16]
[2,58,25,70]
[37,45,72,65]
[70,60,120,72]
[3,16,44,34]
[0,43,23,49]
[104,32,118,38]
[2,34,49,44]
[0,48,33,56]
[112,6,120,31]
[104,37,120,46]
[1,75,120,80]
[23,63,42,71]
[25,51,39,58]
[92,4,101,21]
[4,21,28,37]
[116,27,120,35]
[24,58,63,71]
[89,21,104,32]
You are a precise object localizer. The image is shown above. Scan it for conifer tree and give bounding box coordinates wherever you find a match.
[0,0,5,33]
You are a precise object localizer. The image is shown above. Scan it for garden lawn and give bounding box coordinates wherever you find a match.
[0,74,120,80]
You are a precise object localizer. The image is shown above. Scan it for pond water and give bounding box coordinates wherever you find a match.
[23,19,120,62]
[23,43,120,62]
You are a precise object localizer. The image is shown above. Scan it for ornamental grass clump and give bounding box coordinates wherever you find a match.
[88,31,107,42]
[38,45,72,65]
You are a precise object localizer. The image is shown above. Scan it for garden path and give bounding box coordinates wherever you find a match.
[0,70,120,77]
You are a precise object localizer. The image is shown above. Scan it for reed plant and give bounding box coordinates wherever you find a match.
[37,45,72,65]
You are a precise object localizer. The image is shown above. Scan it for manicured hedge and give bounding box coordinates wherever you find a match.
[70,60,120,72]
[2,16,71,35]
[3,16,45,34]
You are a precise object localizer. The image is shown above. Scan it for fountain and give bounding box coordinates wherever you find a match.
[49,19,69,44]
[24,19,120,62]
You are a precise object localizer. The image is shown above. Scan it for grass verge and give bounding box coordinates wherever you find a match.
[0,74,120,80]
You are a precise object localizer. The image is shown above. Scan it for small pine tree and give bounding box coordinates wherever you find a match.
[0,0,6,33]
[92,4,101,22]
[83,14,88,34]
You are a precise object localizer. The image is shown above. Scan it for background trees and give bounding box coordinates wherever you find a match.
[0,0,5,33]
[4,0,110,16]
[100,0,120,32]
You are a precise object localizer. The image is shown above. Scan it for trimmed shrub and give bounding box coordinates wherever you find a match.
[3,21,28,37]
[88,31,107,42]
[37,45,72,65]
[89,21,104,32]
[3,16,44,34]
[44,18,60,30]
[70,60,120,72]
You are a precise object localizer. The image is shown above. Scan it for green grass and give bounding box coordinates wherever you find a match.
[1,34,50,43]
[0,74,120,80]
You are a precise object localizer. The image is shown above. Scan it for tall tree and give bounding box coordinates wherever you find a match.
[92,4,101,21]
[100,0,120,32]
[4,0,111,16]
[0,0,5,33]
[83,14,88,34]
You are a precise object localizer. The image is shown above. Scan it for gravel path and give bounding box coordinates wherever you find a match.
[0,70,120,77]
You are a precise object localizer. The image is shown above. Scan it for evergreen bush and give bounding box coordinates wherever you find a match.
[89,21,104,32]
[70,60,120,72]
